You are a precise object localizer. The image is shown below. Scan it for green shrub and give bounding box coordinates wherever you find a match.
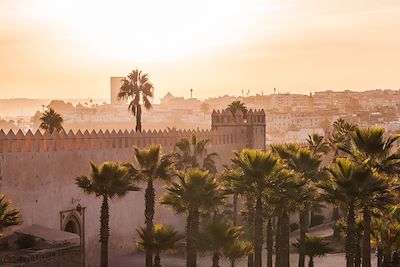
[16,234,36,249]
[290,222,299,232]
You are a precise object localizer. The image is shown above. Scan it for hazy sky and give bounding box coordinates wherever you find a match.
[1,0,400,100]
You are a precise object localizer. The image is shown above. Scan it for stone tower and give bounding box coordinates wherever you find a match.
[110,77,125,105]
[211,109,266,151]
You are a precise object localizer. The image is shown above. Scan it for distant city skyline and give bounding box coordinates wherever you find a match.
[1,0,400,99]
[1,88,400,103]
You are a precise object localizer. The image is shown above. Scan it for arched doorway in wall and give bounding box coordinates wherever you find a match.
[60,207,86,267]
[64,215,81,236]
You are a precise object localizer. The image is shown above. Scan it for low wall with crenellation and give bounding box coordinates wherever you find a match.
[0,126,250,267]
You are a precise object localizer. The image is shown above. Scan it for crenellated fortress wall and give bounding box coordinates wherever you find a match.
[0,128,229,154]
[0,109,266,267]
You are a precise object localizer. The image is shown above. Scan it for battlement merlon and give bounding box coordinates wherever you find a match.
[0,126,245,154]
[211,108,266,128]
[0,108,267,154]
[211,109,266,151]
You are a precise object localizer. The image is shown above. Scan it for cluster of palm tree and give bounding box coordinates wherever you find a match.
[158,132,253,267]
[293,234,332,267]
[221,119,400,267]
[320,126,400,267]
[38,69,152,135]
[76,133,249,267]
[75,110,400,267]
[221,138,327,267]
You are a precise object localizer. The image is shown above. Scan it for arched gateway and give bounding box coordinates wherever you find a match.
[60,205,86,267]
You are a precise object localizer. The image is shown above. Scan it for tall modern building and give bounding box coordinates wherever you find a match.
[110,77,125,105]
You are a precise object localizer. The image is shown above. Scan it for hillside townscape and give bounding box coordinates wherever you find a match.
[2,87,400,144]
[2,1,400,267]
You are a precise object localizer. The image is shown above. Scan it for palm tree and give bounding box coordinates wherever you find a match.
[346,127,400,175]
[231,149,281,267]
[333,118,358,135]
[39,108,64,134]
[226,150,298,267]
[272,144,322,267]
[341,127,400,267]
[221,167,245,226]
[272,144,322,182]
[265,215,274,267]
[223,239,253,267]
[329,119,357,160]
[320,158,373,267]
[137,224,184,267]
[268,169,303,267]
[175,134,219,173]
[326,120,358,233]
[222,166,256,267]
[161,168,224,267]
[227,101,248,118]
[293,234,332,267]
[75,162,140,267]
[295,182,319,267]
[128,145,176,267]
[197,216,243,267]
[371,217,400,267]
[0,194,22,236]
[307,133,330,157]
[359,176,395,267]
[117,69,154,132]
[200,102,210,119]
[336,216,365,267]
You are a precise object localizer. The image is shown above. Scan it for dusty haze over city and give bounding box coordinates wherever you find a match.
[1,1,400,267]
[1,0,400,100]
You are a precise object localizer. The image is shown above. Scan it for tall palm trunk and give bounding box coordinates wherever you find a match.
[186,210,193,267]
[346,202,356,267]
[187,208,199,267]
[355,231,361,267]
[276,213,282,267]
[136,104,142,132]
[377,248,383,267]
[233,194,238,226]
[254,195,264,267]
[309,209,315,227]
[145,179,155,267]
[392,251,399,265]
[362,206,371,267]
[332,206,341,240]
[246,200,254,267]
[266,218,273,267]
[154,251,161,267]
[308,256,314,267]
[212,252,220,267]
[100,195,109,267]
[280,210,290,267]
[382,251,391,267]
[298,210,309,267]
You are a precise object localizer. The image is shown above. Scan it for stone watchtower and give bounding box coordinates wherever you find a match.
[211,109,266,151]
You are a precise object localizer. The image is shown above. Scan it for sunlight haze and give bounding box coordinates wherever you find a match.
[1,0,400,99]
